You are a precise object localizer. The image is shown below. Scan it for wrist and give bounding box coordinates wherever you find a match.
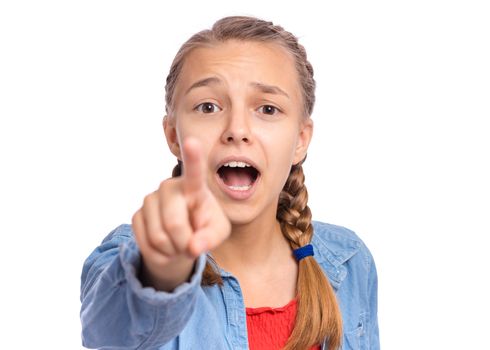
[139,255,196,292]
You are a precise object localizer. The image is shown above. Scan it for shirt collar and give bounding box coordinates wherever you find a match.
[310,221,361,267]
[206,221,361,286]
[311,221,361,289]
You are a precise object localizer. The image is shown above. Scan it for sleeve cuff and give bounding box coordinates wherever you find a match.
[119,239,207,305]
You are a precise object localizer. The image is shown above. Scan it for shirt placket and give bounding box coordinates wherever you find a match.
[222,276,249,350]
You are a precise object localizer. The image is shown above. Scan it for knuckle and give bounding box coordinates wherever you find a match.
[158,178,172,192]
[163,215,185,234]
[131,210,141,226]
[146,225,168,247]
[142,192,156,207]
[157,179,181,203]
[131,211,144,235]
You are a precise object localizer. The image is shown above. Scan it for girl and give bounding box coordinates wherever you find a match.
[80,16,379,350]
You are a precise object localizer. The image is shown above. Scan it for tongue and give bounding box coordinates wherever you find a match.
[221,168,253,186]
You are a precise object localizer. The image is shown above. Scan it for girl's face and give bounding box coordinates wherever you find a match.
[164,40,313,226]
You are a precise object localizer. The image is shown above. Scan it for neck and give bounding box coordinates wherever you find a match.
[210,214,292,275]
[210,210,300,308]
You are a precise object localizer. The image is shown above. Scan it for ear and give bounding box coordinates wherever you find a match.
[163,115,182,159]
[293,118,313,165]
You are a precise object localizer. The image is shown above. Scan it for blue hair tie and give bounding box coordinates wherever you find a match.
[293,244,314,261]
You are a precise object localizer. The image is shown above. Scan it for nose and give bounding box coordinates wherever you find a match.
[220,107,252,145]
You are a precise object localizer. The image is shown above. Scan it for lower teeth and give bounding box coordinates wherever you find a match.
[228,184,251,191]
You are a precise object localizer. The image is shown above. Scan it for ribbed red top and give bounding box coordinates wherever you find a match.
[246,298,321,350]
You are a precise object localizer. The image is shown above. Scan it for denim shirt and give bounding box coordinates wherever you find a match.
[80,221,379,350]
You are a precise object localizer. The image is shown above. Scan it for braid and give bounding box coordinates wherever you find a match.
[277,162,313,248]
[278,160,343,350]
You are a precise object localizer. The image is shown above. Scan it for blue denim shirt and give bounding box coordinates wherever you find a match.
[80,221,379,349]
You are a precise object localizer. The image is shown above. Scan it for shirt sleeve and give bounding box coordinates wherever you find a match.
[80,224,206,349]
[366,251,380,349]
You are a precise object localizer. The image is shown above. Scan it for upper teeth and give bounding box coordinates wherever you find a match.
[223,161,251,168]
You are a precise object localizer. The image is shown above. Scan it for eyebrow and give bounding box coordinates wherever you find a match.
[185,77,222,95]
[250,82,290,98]
[184,77,290,99]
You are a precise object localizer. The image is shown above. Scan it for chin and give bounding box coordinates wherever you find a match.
[223,207,257,227]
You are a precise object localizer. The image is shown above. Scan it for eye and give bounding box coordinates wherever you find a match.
[258,105,280,116]
[195,102,221,114]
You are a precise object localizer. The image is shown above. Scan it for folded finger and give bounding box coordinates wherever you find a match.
[141,193,177,256]
[160,191,193,254]
[132,209,173,267]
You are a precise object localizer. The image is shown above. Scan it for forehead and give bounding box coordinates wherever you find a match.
[176,40,301,99]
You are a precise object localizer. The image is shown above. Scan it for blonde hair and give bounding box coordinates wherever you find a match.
[167,16,342,350]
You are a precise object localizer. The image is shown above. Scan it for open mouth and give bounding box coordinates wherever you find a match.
[217,161,260,191]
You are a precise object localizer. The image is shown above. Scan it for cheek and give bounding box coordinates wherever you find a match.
[259,128,298,186]
[259,127,298,164]
[176,117,219,142]
[173,118,218,165]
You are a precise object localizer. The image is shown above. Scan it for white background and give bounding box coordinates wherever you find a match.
[1,0,489,349]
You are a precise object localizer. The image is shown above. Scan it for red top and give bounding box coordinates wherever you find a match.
[246,298,321,350]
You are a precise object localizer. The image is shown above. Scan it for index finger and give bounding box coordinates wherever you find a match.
[181,137,207,197]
